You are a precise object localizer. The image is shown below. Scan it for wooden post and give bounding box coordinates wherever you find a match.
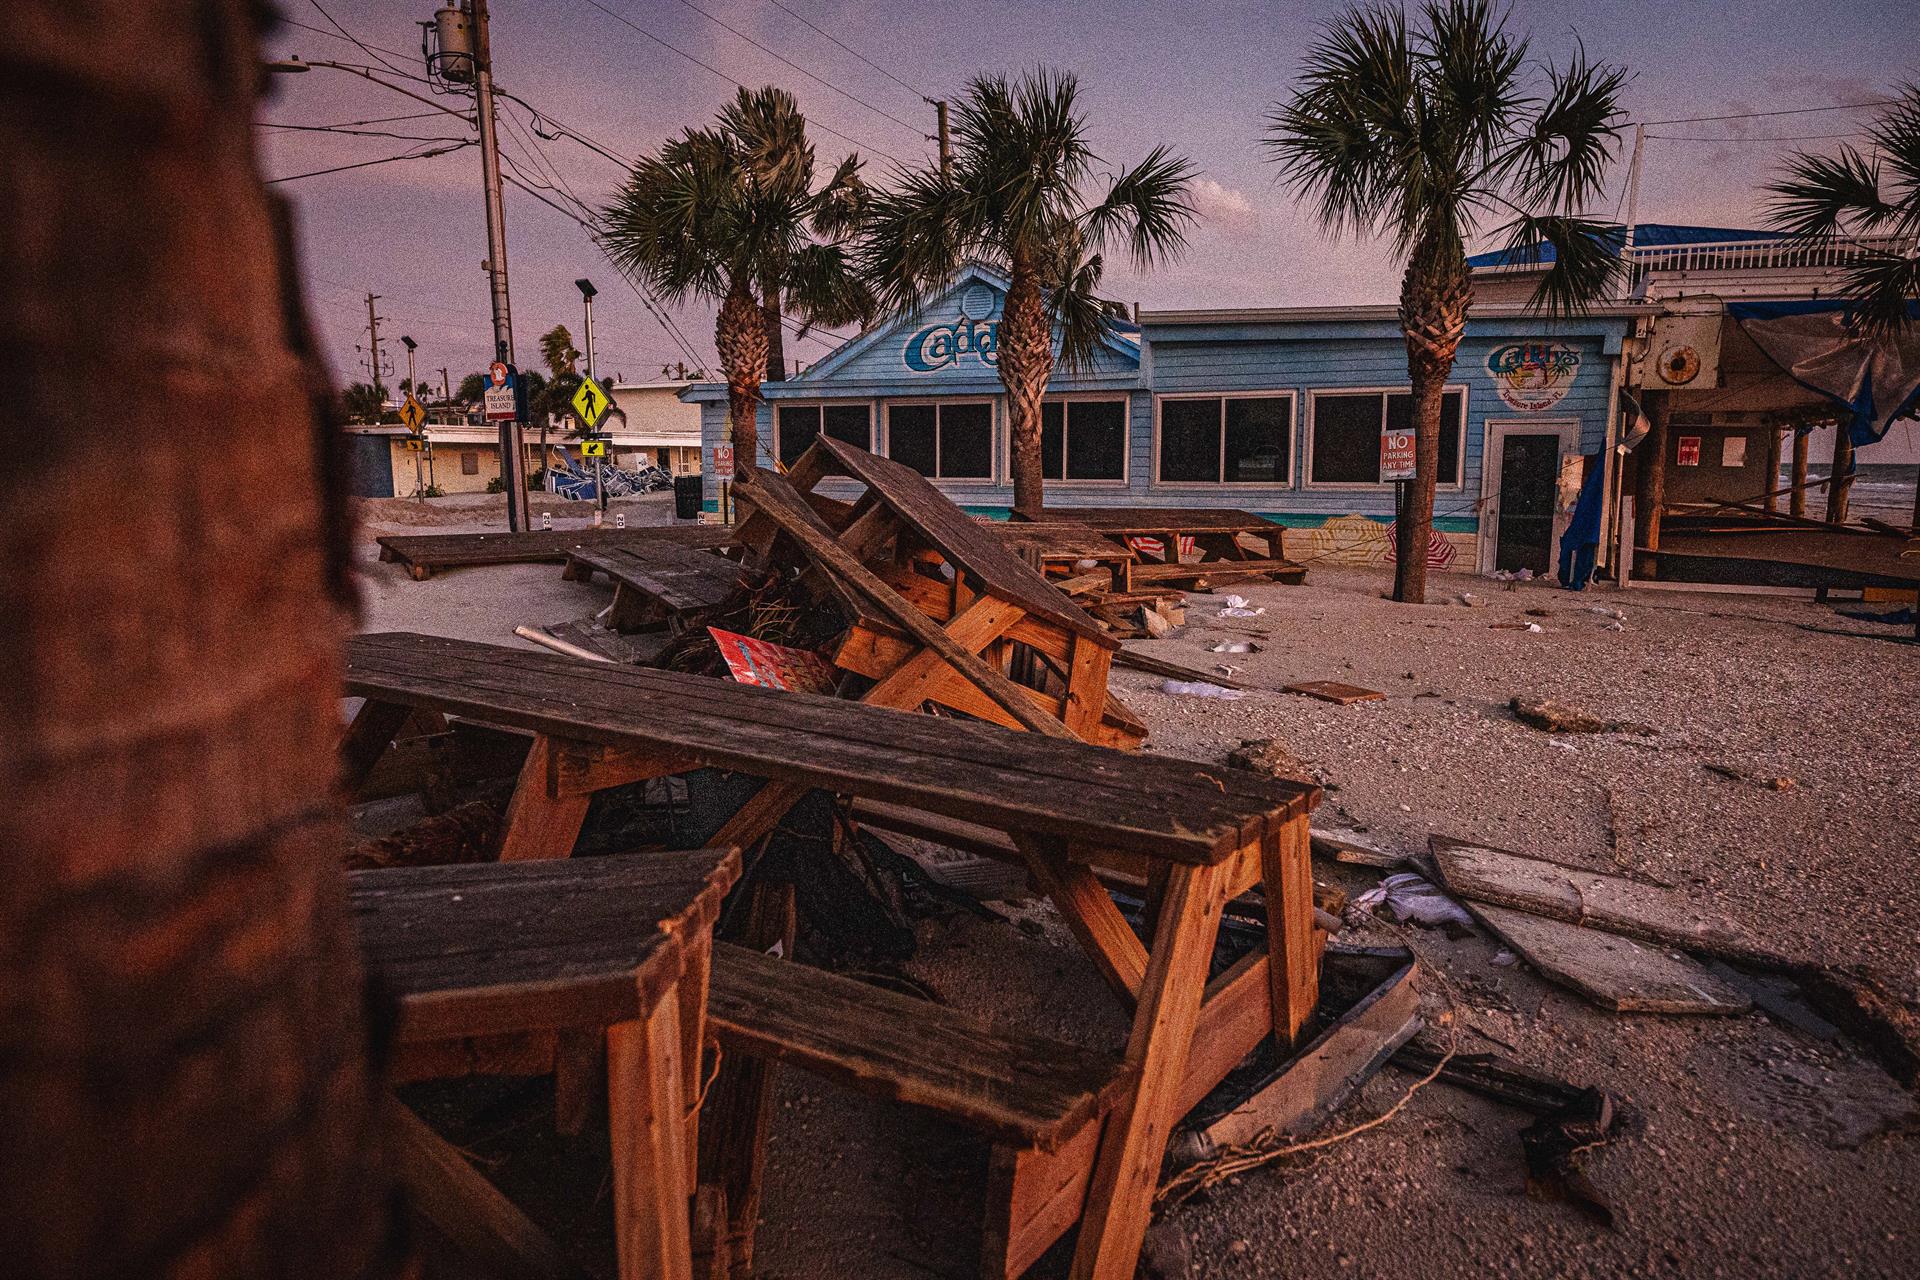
[1632,391,1669,577]
[1826,426,1855,524]
[1789,428,1810,518]
[608,987,695,1280]
[1763,425,1783,515]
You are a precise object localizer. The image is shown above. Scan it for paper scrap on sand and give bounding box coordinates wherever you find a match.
[709,628,838,695]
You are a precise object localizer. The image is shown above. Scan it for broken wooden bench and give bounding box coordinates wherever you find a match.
[560,539,746,632]
[352,847,741,1280]
[342,630,1321,1280]
[376,524,733,580]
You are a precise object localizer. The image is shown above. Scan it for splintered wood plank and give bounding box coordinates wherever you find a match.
[859,594,1028,712]
[1071,860,1230,1280]
[1261,823,1321,1046]
[1283,680,1386,705]
[495,733,594,861]
[608,989,694,1280]
[390,1099,588,1280]
[706,943,1132,1150]
[1429,836,1755,954]
[1469,903,1752,1014]
[377,525,734,574]
[570,542,744,618]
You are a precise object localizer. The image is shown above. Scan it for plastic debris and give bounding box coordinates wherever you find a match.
[1493,949,1520,967]
[1351,873,1475,930]
[1216,594,1265,618]
[1587,605,1626,621]
[1163,679,1245,700]
[1209,640,1261,653]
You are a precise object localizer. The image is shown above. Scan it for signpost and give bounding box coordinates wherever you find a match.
[570,375,614,511]
[1382,425,1417,550]
[483,360,517,422]
[399,393,429,500]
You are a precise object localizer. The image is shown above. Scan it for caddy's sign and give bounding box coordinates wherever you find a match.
[1486,341,1581,412]
[903,282,1001,374]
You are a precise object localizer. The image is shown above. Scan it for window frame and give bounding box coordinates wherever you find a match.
[1150,389,1298,488]
[770,399,875,469]
[1027,392,1132,486]
[1303,384,1469,491]
[882,395,998,482]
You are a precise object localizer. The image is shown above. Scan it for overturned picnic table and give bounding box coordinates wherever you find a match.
[354,847,740,1280]
[376,524,732,579]
[343,631,1321,1279]
[1012,505,1306,583]
[561,539,747,632]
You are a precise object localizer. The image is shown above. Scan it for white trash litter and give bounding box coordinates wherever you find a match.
[1162,679,1245,700]
[1351,873,1475,930]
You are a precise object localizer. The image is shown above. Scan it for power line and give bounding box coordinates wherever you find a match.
[257,121,471,143]
[1645,130,1870,143]
[573,0,906,162]
[266,139,473,184]
[665,0,924,135]
[761,0,931,102]
[257,110,446,131]
[296,3,411,72]
[1633,98,1898,127]
[496,89,636,168]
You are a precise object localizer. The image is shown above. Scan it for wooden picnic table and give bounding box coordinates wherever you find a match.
[561,540,746,632]
[979,519,1138,592]
[353,847,741,1280]
[342,631,1320,1280]
[376,524,733,579]
[1012,505,1294,568]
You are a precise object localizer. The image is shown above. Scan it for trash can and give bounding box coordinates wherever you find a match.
[673,473,703,521]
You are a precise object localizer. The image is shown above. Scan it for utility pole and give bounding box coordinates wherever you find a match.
[469,0,529,530]
[929,98,951,180]
[401,335,422,499]
[364,293,385,399]
[438,367,451,408]
[577,277,604,517]
[1620,123,1646,270]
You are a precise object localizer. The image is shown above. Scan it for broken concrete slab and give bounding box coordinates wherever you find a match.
[1468,901,1751,1014]
[1430,835,1755,956]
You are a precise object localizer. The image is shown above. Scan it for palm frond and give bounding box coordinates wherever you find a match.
[1506,41,1627,211]
[1864,83,1920,237]
[1766,146,1893,239]
[1418,0,1529,169]
[1497,213,1623,315]
[1080,146,1197,269]
[1838,251,1920,338]
[858,164,972,317]
[1046,245,1121,375]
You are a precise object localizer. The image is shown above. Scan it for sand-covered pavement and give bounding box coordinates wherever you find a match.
[353,498,1918,1279]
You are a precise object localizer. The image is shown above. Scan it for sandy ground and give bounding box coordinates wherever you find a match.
[354,502,1919,1280]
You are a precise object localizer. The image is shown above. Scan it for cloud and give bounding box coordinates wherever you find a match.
[1189,177,1259,232]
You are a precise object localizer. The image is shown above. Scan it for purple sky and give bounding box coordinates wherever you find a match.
[260,0,1920,391]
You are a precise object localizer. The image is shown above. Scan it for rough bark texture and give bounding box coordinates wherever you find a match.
[1790,428,1810,518]
[762,283,787,383]
[0,5,399,1277]
[998,258,1054,514]
[716,278,769,477]
[1633,391,1671,577]
[1395,247,1471,603]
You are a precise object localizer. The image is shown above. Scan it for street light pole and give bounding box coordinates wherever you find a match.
[469,0,529,530]
[577,277,603,516]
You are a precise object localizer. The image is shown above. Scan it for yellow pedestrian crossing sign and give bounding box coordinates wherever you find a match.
[581,438,608,458]
[570,376,611,429]
[399,393,426,434]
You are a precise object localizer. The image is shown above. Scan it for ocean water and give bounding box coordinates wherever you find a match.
[1785,463,1916,517]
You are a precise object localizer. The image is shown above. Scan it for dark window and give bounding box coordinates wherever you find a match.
[776,403,871,467]
[1159,398,1220,482]
[1311,389,1463,485]
[1159,395,1292,483]
[460,450,480,476]
[886,401,992,479]
[1041,399,1127,481]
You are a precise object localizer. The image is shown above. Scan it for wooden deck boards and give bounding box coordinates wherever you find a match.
[707,943,1132,1149]
[568,542,745,621]
[346,632,1314,863]
[376,525,732,577]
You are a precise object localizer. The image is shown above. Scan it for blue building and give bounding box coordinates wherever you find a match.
[685,264,1646,575]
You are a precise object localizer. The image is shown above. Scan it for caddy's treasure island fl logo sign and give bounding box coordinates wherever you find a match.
[1486,341,1581,411]
[904,283,1001,373]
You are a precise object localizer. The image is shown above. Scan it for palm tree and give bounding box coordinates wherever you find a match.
[862,69,1197,513]
[535,323,583,474]
[1267,0,1626,603]
[1766,84,1920,337]
[600,87,870,477]
[4,2,394,1274]
[341,380,385,423]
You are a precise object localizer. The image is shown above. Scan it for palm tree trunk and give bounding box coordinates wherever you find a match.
[998,257,1053,514]
[1395,248,1471,603]
[716,278,769,477]
[763,283,787,382]
[2,4,397,1277]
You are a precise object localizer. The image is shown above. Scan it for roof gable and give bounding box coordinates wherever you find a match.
[795,263,1140,386]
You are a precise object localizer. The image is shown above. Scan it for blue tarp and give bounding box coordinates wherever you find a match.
[1728,299,1920,445]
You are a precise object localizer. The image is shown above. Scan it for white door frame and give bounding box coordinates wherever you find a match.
[1478,416,1582,576]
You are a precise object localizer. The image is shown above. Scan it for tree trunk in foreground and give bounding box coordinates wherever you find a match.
[763,283,787,383]
[717,279,769,477]
[999,257,1054,515]
[1396,248,1470,603]
[1,6,397,1277]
